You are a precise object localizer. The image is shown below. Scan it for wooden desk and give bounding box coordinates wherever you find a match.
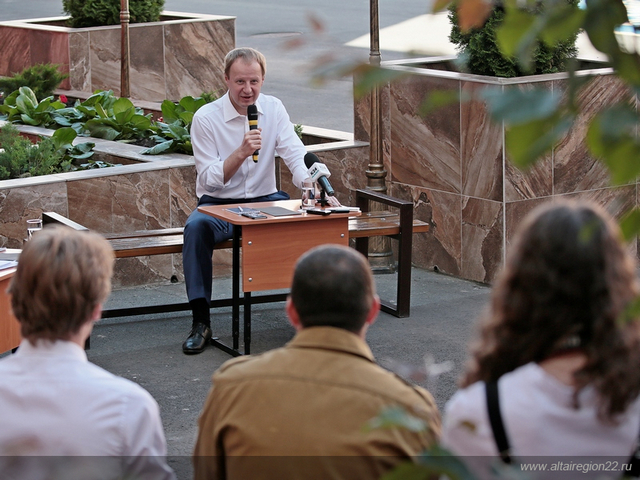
[198,199,355,356]
[0,268,20,354]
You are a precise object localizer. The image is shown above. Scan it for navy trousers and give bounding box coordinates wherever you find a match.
[183,190,290,303]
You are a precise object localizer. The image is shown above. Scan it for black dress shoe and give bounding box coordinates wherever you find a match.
[182,323,212,355]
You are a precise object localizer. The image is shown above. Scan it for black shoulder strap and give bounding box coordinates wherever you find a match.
[485,380,513,464]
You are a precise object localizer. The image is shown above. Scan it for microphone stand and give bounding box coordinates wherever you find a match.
[317,188,330,208]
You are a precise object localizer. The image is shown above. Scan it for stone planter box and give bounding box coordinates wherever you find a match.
[0,122,367,288]
[0,11,235,102]
[354,56,636,284]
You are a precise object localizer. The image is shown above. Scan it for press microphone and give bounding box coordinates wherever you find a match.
[304,152,335,196]
[247,104,259,163]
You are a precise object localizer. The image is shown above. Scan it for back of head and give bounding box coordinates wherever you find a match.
[9,225,114,342]
[290,245,375,333]
[463,199,640,419]
[224,47,267,77]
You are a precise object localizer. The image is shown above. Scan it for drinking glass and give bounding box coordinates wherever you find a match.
[26,218,43,240]
[301,179,317,210]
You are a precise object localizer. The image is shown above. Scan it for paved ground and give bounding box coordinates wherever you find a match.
[90,268,490,478]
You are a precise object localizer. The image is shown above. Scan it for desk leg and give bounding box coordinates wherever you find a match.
[244,292,251,355]
[232,226,241,350]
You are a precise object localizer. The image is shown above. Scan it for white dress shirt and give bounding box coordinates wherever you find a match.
[0,340,175,480]
[190,92,308,200]
[442,362,640,479]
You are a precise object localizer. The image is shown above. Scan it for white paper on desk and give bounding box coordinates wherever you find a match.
[0,260,17,270]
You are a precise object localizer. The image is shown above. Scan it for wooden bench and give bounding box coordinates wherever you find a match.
[43,189,429,321]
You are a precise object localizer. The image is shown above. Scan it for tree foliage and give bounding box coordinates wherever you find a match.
[449,0,580,77]
[62,0,165,28]
[0,64,68,101]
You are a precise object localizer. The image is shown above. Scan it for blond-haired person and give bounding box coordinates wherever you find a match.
[0,225,175,480]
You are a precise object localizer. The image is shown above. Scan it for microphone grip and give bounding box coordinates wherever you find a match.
[317,177,335,196]
[248,118,259,163]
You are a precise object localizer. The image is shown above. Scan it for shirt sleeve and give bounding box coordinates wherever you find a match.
[122,390,177,480]
[273,99,308,190]
[191,112,227,194]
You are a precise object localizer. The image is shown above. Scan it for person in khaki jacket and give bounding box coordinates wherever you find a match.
[194,244,441,479]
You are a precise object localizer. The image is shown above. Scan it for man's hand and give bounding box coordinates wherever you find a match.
[325,195,341,207]
[223,129,262,182]
[241,128,261,159]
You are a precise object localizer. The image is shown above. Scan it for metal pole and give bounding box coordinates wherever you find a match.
[367,0,386,193]
[120,0,131,98]
[367,0,394,273]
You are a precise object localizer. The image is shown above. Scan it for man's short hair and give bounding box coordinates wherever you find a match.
[8,225,114,342]
[290,245,375,333]
[224,47,267,77]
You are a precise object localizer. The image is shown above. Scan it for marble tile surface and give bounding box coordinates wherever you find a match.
[461,196,503,283]
[554,75,633,194]
[170,166,197,229]
[66,170,171,233]
[0,14,235,102]
[363,60,640,284]
[68,32,90,92]
[389,75,461,193]
[30,29,70,88]
[461,82,505,202]
[129,24,166,101]
[504,197,549,248]
[0,183,68,249]
[88,28,121,96]
[0,27,31,78]
[164,19,234,100]
[391,183,461,276]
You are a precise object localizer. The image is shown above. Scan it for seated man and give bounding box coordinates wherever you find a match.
[194,245,441,479]
[0,226,175,480]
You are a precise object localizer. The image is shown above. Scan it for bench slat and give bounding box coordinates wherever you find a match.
[104,227,184,240]
[109,235,234,258]
[107,219,429,258]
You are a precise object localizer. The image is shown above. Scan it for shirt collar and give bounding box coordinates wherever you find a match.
[15,338,88,362]
[222,92,264,123]
[286,326,375,362]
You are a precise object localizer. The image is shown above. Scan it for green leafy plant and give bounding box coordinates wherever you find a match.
[294,123,303,140]
[365,406,476,480]
[0,124,97,179]
[62,0,165,28]
[199,90,219,104]
[142,95,210,155]
[448,0,580,77]
[0,64,68,101]
[51,90,120,133]
[0,87,65,128]
[83,95,154,142]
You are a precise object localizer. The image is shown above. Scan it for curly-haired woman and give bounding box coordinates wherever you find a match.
[442,199,640,472]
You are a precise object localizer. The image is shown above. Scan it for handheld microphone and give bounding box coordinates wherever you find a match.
[304,152,335,196]
[247,104,259,163]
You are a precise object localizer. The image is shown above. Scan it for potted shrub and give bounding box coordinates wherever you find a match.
[352,0,634,284]
[62,0,164,28]
[0,1,235,102]
[448,0,579,77]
